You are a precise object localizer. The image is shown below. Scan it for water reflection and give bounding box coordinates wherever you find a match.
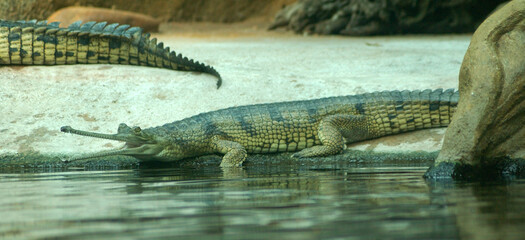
[0,166,524,239]
[429,180,525,240]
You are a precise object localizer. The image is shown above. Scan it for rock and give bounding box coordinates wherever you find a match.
[47,7,161,32]
[269,0,508,35]
[0,0,53,20]
[425,0,525,179]
[0,0,297,24]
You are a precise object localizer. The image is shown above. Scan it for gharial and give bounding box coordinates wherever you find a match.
[0,19,222,88]
[61,89,459,167]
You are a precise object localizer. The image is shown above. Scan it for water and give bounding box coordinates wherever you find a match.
[1,165,525,240]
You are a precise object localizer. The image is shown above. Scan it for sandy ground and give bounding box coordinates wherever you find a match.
[0,23,470,161]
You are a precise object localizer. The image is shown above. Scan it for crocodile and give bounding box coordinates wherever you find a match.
[0,19,222,88]
[61,88,459,167]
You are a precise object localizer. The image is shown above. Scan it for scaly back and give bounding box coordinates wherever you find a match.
[149,89,459,154]
[0,19,222,87]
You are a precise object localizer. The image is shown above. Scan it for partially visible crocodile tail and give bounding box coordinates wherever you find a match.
[0,19,222,88]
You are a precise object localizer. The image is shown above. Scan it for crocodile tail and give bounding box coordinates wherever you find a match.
[400,88,459,127]
[358,89,459,137]
[0,19,222,88]
[165,46,222,88]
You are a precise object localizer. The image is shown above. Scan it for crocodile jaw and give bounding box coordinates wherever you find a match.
[60,125,165,162]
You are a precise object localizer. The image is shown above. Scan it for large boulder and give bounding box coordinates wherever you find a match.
[425,0,525,179]
[269,0,507,35]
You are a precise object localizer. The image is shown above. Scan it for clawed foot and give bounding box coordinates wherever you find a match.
[219,148,247,168]
[219,161,243,168]
[291,147,322,158]
[291,151,308,159]
[292,145,343,159]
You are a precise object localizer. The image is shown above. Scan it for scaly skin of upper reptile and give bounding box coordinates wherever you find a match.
[0,19,222,88]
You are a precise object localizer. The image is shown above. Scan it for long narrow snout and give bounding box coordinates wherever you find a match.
[60,125,163,162]
[61,125,150,144]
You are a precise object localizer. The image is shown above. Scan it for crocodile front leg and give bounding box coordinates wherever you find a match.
[292,114,369,158]
[211,136,247,167]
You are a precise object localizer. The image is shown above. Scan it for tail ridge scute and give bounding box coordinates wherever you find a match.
[67,21,82,30]
[439,88,456,126]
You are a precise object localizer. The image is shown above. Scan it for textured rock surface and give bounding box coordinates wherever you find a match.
[426,0,525,179]
[47,6,161,32]
[0,0,296,23]
[269,0,507,35]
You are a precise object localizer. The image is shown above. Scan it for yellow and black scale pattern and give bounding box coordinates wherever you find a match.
[0,19,222,88]
[139,88,459,164]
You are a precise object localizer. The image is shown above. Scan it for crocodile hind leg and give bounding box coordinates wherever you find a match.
[211,136,248,167]
[292,114,370,158]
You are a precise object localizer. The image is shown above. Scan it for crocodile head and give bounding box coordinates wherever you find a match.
[60,123,166,162]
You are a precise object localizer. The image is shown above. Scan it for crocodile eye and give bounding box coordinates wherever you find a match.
[132,127,142,133]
